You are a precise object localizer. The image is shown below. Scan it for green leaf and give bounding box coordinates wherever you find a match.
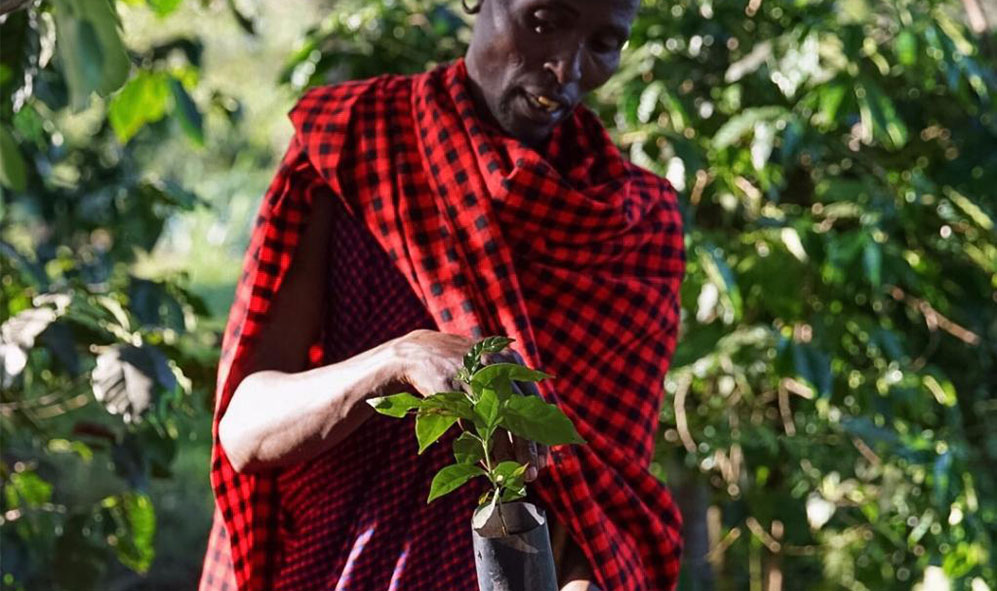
[500,485,527,503]
[493,460,528,502]
[4,471,54,508]
[817,82,848,127]
[367,392,423,418]
[478,336,514,354]
[103,493,156,573]
[415,412,459,453]
[857,81,908,149]
[501,396,585,446]
[792,343,832,398]
[471,362,552,391]
[420,390,474,420]
[453,431,484,464]
[427,463,485,503]
[895,30,917,66]
[108,71,170,143]
[52,0,130,109]
[147,0,183,17]
[169,77,204,146]
[492,460,528,484]
[862,241,882,288]
[474,384,501,428]
[0,124,26,191]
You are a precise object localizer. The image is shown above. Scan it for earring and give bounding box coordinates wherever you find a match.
[462,0,481,15]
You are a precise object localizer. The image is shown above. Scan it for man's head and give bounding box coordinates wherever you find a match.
[464,0,640,146]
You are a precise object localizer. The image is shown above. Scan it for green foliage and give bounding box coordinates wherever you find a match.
[2,0,994,588]
[0,0,230,588]
[369,336,584,510]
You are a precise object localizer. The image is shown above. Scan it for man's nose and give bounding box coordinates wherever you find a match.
[544,45,582,86]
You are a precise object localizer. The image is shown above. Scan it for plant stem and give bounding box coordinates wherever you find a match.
[480,434,509,536]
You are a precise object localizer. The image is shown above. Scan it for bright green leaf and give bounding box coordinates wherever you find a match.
[147,0,183,17]
[474,384,500,428]
[500,396,585,446]
[415,412,458,453]
[103,493,156,573]
[4,471,53,508]
[427,463,485,503]
[367,392,423,418]
[108,71,170,143]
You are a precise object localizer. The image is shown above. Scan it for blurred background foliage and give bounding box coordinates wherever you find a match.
[1,0,994,590]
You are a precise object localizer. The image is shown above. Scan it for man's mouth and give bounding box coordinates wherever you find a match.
[524,91,565,113]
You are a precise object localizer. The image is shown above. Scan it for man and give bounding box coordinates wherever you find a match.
[200,1,685,589]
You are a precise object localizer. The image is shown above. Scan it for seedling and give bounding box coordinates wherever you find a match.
[367,336,585,534]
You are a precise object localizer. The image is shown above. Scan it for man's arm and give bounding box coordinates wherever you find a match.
[218,193,391,472]
[218,193,485,473]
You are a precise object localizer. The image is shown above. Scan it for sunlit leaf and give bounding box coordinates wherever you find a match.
[367,392,423,418]
[108,71,170,143]
[500,396,584,446]
[427,463,484,503]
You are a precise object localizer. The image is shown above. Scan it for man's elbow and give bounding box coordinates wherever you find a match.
[218,376,262,474]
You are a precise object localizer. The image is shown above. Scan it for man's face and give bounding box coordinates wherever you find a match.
[465,0,639,146]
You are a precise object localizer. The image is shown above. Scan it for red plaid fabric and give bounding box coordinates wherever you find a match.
[201,58,684,590]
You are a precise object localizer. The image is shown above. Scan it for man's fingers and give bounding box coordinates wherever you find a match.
[492,428,514,461]
[514,435,538,481]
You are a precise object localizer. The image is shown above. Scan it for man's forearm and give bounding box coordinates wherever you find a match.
[219,340,402,473]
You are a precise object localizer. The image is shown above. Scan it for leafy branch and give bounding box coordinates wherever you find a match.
[368,336,584,534]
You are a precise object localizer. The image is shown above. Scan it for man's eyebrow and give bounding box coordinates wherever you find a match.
[604,24,630,41]
[541,0,580,19]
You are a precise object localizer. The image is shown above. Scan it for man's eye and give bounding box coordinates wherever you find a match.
[530,10,557,34]
[592,36,622,53]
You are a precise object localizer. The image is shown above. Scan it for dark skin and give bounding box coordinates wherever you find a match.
[465,0,639,146]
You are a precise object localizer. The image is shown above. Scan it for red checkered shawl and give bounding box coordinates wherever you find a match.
[203,58,684,590]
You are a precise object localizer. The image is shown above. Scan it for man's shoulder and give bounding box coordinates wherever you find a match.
[288,72,415,133]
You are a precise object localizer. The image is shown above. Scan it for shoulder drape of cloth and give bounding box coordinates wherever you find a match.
[204,58,685,590]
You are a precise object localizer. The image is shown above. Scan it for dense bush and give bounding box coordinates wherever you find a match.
[0,1,226,588]
[2,0,994,589]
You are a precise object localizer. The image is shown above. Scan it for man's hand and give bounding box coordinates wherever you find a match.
[480,350,549,481]
[490,426,548,481]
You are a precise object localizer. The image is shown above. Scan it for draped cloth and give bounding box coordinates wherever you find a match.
[200,58,685,591]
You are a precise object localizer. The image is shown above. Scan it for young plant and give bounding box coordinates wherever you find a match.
[367,336,584,531]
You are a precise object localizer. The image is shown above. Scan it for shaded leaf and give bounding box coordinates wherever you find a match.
[415,412,458,453]
[0,124,26,191]
[169,77,204,145]
[453,431,484,464]
[420,390,474,420]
